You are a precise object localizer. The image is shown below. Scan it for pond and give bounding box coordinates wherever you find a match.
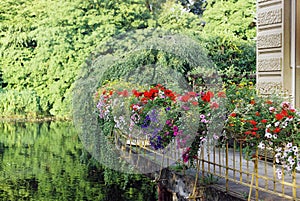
[0,121,157,201]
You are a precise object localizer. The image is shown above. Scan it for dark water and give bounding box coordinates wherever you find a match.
[0,121,157,201]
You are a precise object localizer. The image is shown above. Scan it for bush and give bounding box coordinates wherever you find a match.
[0,90,41,118]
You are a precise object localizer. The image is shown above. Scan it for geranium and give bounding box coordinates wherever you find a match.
[95,80,226,165]
[224,83,300,178]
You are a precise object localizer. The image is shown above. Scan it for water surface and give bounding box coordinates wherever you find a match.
[0,121,156,201]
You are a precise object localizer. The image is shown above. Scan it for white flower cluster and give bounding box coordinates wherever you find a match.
[274,143,300,179]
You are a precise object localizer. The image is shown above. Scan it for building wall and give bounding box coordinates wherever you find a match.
[296,2,300,107]
[256,0,299,107]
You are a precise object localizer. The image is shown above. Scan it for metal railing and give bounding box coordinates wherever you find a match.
[114,131,300,200]
[198,140,300,201]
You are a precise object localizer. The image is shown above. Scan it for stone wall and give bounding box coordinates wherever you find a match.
[256,0,300,108]
[256,0,286,96]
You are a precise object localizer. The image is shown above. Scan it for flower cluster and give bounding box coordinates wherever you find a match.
[225,84,300,178]
[95,81,225,164]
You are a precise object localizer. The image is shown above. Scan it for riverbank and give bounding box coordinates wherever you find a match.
[0,116,72,122]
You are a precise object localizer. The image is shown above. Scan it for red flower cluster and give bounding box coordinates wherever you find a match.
[132,84,177,103]
[201,91,214,102]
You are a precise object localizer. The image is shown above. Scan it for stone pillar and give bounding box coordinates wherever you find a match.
[295,1,300,107]
[256,0,299,108]
[158,182,173,201]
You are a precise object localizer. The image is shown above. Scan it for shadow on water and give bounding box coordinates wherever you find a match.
[0,121,157,201]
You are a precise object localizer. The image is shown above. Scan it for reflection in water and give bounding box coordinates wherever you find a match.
[0,121,156,201]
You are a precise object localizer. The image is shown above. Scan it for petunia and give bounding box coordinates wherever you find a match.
[200,114,206,119]
[213,133,219,140]
[286,142,293,148]
[276,169,282,179]
[292,146,298,152]
[265,132,272,139]
[269,107,275,113]
[258,142,265,149]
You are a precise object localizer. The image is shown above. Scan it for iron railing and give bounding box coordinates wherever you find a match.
[114,131,300,200]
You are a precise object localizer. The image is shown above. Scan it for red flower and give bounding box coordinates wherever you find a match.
[273,127,281,133]
[275,113,284,121]
[132,89,142,97]
[230,113,237,117]
[201,91,214,102]
[192,101,198,106]
[266,100,273,104]
[187,91,197,97]
[149,88,159,97]
[244,131,252,135]
[181,95,190,102]
[217,91,226,98]
[255,111,260,116]
[252,127,258,131]
[281,109,288,117]
[143,91,151,98]
[210,102,219,109]
[249,120,257,126]
[164,89,176,100]
[250,100,255,105]
[117,90,128,97]
[261,119,268,123]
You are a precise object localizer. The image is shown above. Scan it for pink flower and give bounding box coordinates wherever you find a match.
[269,107,275,113]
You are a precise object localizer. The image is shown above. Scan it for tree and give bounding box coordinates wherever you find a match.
[202,0,256,40]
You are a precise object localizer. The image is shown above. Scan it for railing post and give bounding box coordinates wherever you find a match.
[292,170,297,200]
[225,142,229,191]
[254,149,259,200]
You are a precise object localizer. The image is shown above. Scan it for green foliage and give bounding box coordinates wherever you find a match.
[201,34,256,83]
[178,0,207,16]
[0,0,152,117]
[0,90,40,117]
[202,0,256,40]
[0,0,257,117]
[156,2,203,33]
[199,0,256,83]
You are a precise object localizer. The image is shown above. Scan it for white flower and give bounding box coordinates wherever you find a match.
[292,146,298,153]
[273,134,278,139]
[274,121,280,127]
[266,124,271,128]
[276,169,282,179]
[213,133,219,140]
[289,159,295,166]
[275,153,281,158]
[200,114,205,119]
[286,142,293,148]
[258,142,265,149]
[265,132,272,139]
[200,137,207,143]
[269,107,275,113]
[275,153,281,163]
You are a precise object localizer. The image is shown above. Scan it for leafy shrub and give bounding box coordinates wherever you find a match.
[200,34,256,84]
[0,90,41,117]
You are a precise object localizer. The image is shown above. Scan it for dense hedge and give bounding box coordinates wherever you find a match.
[0,0,256,118]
